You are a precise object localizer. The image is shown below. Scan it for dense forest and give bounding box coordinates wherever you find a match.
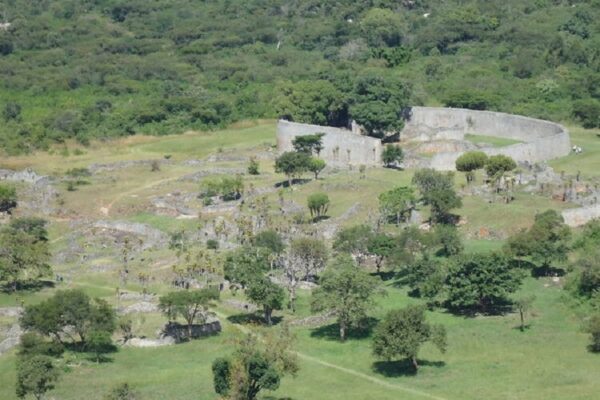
[1,0,599,154]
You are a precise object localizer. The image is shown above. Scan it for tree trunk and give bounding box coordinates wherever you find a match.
[519,310,525,332]
[412,356,419,370]
[265,307,272,325]
[339,323,346,341]
[288,176,292,187]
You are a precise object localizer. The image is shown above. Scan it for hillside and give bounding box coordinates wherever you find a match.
[1,0,599,153]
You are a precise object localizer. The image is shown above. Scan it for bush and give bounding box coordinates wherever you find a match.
[573,99,600,129]
[307,192,330,220]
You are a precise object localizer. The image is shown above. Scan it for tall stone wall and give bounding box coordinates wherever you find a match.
[276,107,571,170]
[403,107,571,170]
[277,120,383,167]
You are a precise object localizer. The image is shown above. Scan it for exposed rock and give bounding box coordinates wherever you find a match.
[119,301,158,314]
[124,337,175,348]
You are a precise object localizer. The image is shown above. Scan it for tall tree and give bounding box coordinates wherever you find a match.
[274,151,311,187]
[372,305,447,371]
[311,256,383,341]
[158,288,219,338]
[412,169,461,224]
[378,186,415,225]
[16,355,59,400]
[246,278,285,325]
[367,234,396,273]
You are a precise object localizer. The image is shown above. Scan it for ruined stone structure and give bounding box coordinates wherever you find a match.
[276,107,571,171]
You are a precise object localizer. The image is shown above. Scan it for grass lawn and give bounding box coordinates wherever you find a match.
[464,134,523,148]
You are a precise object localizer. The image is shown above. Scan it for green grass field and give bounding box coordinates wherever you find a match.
[464,134,523,148]
[0,121,598,400]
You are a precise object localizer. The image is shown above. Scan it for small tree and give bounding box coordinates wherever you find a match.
[104,383,139,400]
[485,155,517,179]
[274,151,311,187]
[333,225,373,263]
[434,224,463,257]
[514,295,535,332]
[307,192,330,220]
[311,256,383,341]
[292,134,324,155]
[585,313,600,353]
[382,145,404,168]
[246,278,285,325]
[412,169,461,224]
[378,186,415,225]
[372,306,447,371]
[247,157,260,175]
[0,184,17,214]
[158,288,219,338]
[16,355,59,400]
[308,157,326,179]
[455,151,488,184]
[367,234,396,273]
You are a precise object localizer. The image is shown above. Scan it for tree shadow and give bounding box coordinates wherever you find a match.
[226,313,283,326]
[375,271,396,282]
[372,359,446,377]
[85,354,115,364]
[512,324,531,332]
[274,178,311,188]
[312,215,330,223]
[1,280,55,294]
[444,302,513,318]
[309,317,378,341]
[531,265,566,278]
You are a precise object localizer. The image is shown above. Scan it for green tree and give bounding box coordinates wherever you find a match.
[378,186,415,225]
[412,169,461,224]
[158,288,219,338]
[484,155,517,179]
[16,355,59,400]
[246,278,285,325]
[360,8,405,47]
[404,257,447,304]
[514,295,535,332]
[333,225,373,262]
[372,305,447,371]
[0,183,18,214]
[434,224,463,257]
[505,210,571,273]
[0,220,51,291]
[367,234,396,273]
[252,230,285,254]
[585,313,600,353]
[223,247,270,289]
[307,192,330,220]
[308,157,326,179]
[292,134,324,155]
[446,252,524,312]
[455,151,488,184]
[311,256,383,341]
[274,151,311,187]
[247,157,260,175]
[382,145,404,168]
[573,99,600,129]
[350,74,411,140]
[18,333,64,360]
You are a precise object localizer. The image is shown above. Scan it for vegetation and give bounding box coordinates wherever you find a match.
[0,184,18,214]
[455,151,488,184]
[381,145,404,168]
[307,192,330,220]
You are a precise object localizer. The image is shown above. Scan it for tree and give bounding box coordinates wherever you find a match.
[382,145,404,168]
[404,257,447,304]
[18,333,64,360]
[360,8,405,47]
[274,80,349,127]
[223,247,270,289]
[308,157,326,179]
[372,305,447,371]
[3,102,22,121]
[378,186,415,225]
[16,355,59,400]
[585,314,600,353]
[212,330,298,400]
[158,288,219,338]
[252,230,284,254]
[247,157,260,175]
[201,175,244,201]
[284,238,328,312]
[434,224,463,257]
[367,234,396,273]
[349,74,411,140]
[311,256,383,341]
[86,330,115,362]
[292,134,324,155]
[484,155,516,179]
[274,151,311,187]
[0,219,51,291]
[455,151,488,184]
[333,225,373,263]
[307,192,330,220]
[21,290,116,345]
[505,210,571,273]
[246,278,285,325]
[514,295,535,332]
[412,169,461,224]
[443,89,495,110]
[104,383,139,400]
[446,252,525,313]
[572,99,600,129]
[0,183,17,214]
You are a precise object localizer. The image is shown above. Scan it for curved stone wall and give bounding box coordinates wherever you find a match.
[276,107,571,171]
[402,107,571,170]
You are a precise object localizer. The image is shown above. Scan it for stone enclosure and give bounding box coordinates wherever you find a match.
[276,106,571,171]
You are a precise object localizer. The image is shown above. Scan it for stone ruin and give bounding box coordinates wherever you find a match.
[276,106,571,171]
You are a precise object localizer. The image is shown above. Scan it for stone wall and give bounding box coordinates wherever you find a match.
[276,107,571,171]
[277,120,383,167]
[403,107,571,170]
[562,205,600,227]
